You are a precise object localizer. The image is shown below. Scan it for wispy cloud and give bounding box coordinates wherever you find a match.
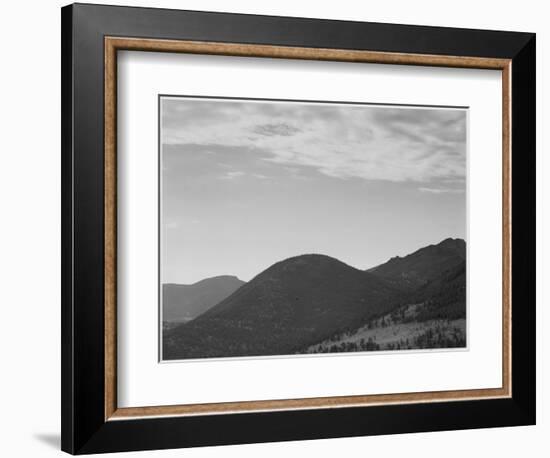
[418,187,465,194]
[252,123,302,137]
[221,171,246,180]
[162,98,466,184]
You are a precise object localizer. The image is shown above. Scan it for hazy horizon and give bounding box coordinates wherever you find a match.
[160,96,467,284]
[162,236,466,285]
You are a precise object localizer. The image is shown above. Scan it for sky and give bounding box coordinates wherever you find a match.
[160,96,467,284]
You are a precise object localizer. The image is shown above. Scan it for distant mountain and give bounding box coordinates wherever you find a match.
[368,238,466,289]
[163,255,403,360]
[162,275,245,322]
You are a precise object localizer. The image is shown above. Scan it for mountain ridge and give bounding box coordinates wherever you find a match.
[163,238,467,360]
[367,238,465,288]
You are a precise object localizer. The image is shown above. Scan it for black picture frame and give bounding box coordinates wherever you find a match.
[61,3,535,454]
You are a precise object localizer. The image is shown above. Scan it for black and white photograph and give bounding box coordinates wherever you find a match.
[160,96,467,361]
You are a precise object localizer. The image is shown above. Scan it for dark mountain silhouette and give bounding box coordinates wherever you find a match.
[411,259,466,321]
[163,275,245,322]
[367,238,466,323]
[368,238,465,288]
[163,255,404,359]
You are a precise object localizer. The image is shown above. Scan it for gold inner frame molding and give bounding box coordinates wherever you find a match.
[104,36,512,421]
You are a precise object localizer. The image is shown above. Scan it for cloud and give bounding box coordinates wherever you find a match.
[252,123,302,137]
[221,171,246,180]
[219,171,270,181]
[161,98,466,184]
[418,187,465,194]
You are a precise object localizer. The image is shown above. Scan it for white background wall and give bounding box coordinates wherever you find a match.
[0,1,545,456]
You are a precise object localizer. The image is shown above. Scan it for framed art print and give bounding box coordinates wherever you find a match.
[158,96,469,362]
[61,3,536,454]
